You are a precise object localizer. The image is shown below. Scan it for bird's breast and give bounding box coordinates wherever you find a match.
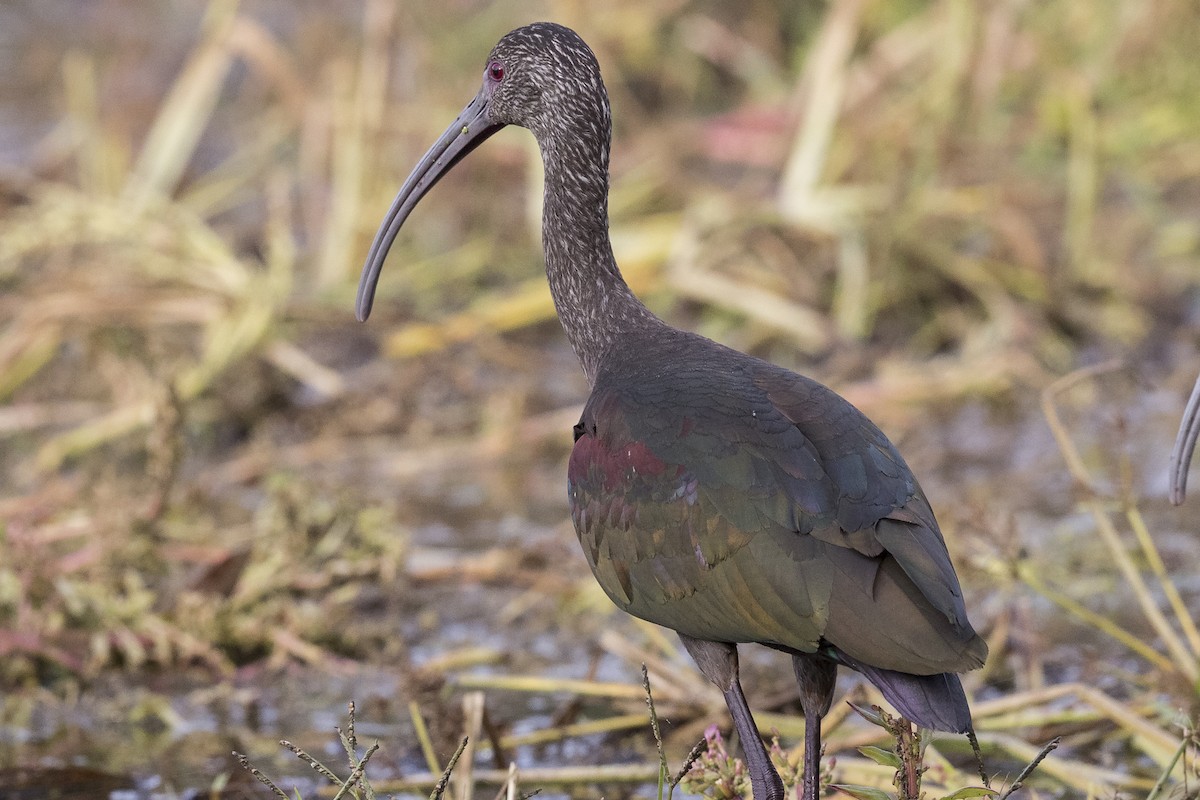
[567,432,701,557]
[567,433,680,497]
[566,428,819,648]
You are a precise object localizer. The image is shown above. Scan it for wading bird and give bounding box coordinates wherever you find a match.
[1170,372,1200,504]
[357,23,987,800]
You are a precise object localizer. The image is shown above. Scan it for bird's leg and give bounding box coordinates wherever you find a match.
[679,635,784,800]
[792,652,837,800]
[724,675,783,800]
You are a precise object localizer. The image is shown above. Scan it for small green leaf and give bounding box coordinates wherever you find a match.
[831,784,895,800]
[857,745,902,769]
[940,788,999,800]
[846,701,887,727]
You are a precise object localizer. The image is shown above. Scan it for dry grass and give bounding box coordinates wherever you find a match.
[0,0,1198,796]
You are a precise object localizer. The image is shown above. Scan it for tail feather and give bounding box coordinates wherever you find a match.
[857,664,972,732]
[831,649,973,733]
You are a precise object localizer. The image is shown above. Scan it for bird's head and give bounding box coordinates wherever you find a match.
[356,22,609,321]
[483,23,610,141]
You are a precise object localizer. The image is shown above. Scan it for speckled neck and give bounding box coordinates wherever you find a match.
[536,120,660,386]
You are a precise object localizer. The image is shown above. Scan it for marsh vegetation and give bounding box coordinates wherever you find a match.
[0,0,1197,797]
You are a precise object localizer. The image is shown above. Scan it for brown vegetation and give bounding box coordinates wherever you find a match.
[0,0,1197,796]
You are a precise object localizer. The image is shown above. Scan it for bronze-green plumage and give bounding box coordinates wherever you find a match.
[357,22,987,800]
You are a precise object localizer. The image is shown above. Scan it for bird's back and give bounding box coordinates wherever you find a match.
[568,327,987,676]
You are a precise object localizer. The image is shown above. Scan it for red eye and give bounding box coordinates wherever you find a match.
[488,61,505,82]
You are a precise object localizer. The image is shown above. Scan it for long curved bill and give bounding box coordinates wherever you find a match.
[356,89,503,321]
[1169,372,1200,505]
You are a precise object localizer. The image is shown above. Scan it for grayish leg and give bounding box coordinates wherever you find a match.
[793,652,837,800]
[680,635,784,800]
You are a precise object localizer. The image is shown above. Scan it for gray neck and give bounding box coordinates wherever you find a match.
[538,135,659,385]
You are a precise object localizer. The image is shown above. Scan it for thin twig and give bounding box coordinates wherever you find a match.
[282,739,343,784]
[998,737,1060,799]
[331,742,380,800]
[337,700,359,767]
[966,728,990,790]
[642,663,670,800]
[672,738,708,788]
[1145,730,1193,800]
[897,716,921,800]
[431,737,470,800]
[234,751,289,800]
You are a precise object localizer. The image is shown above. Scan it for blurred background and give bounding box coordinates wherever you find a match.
[0,0,1197,797]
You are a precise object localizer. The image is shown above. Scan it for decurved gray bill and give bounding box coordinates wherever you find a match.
[356,90,502,321]
[1169,372,1200,505]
